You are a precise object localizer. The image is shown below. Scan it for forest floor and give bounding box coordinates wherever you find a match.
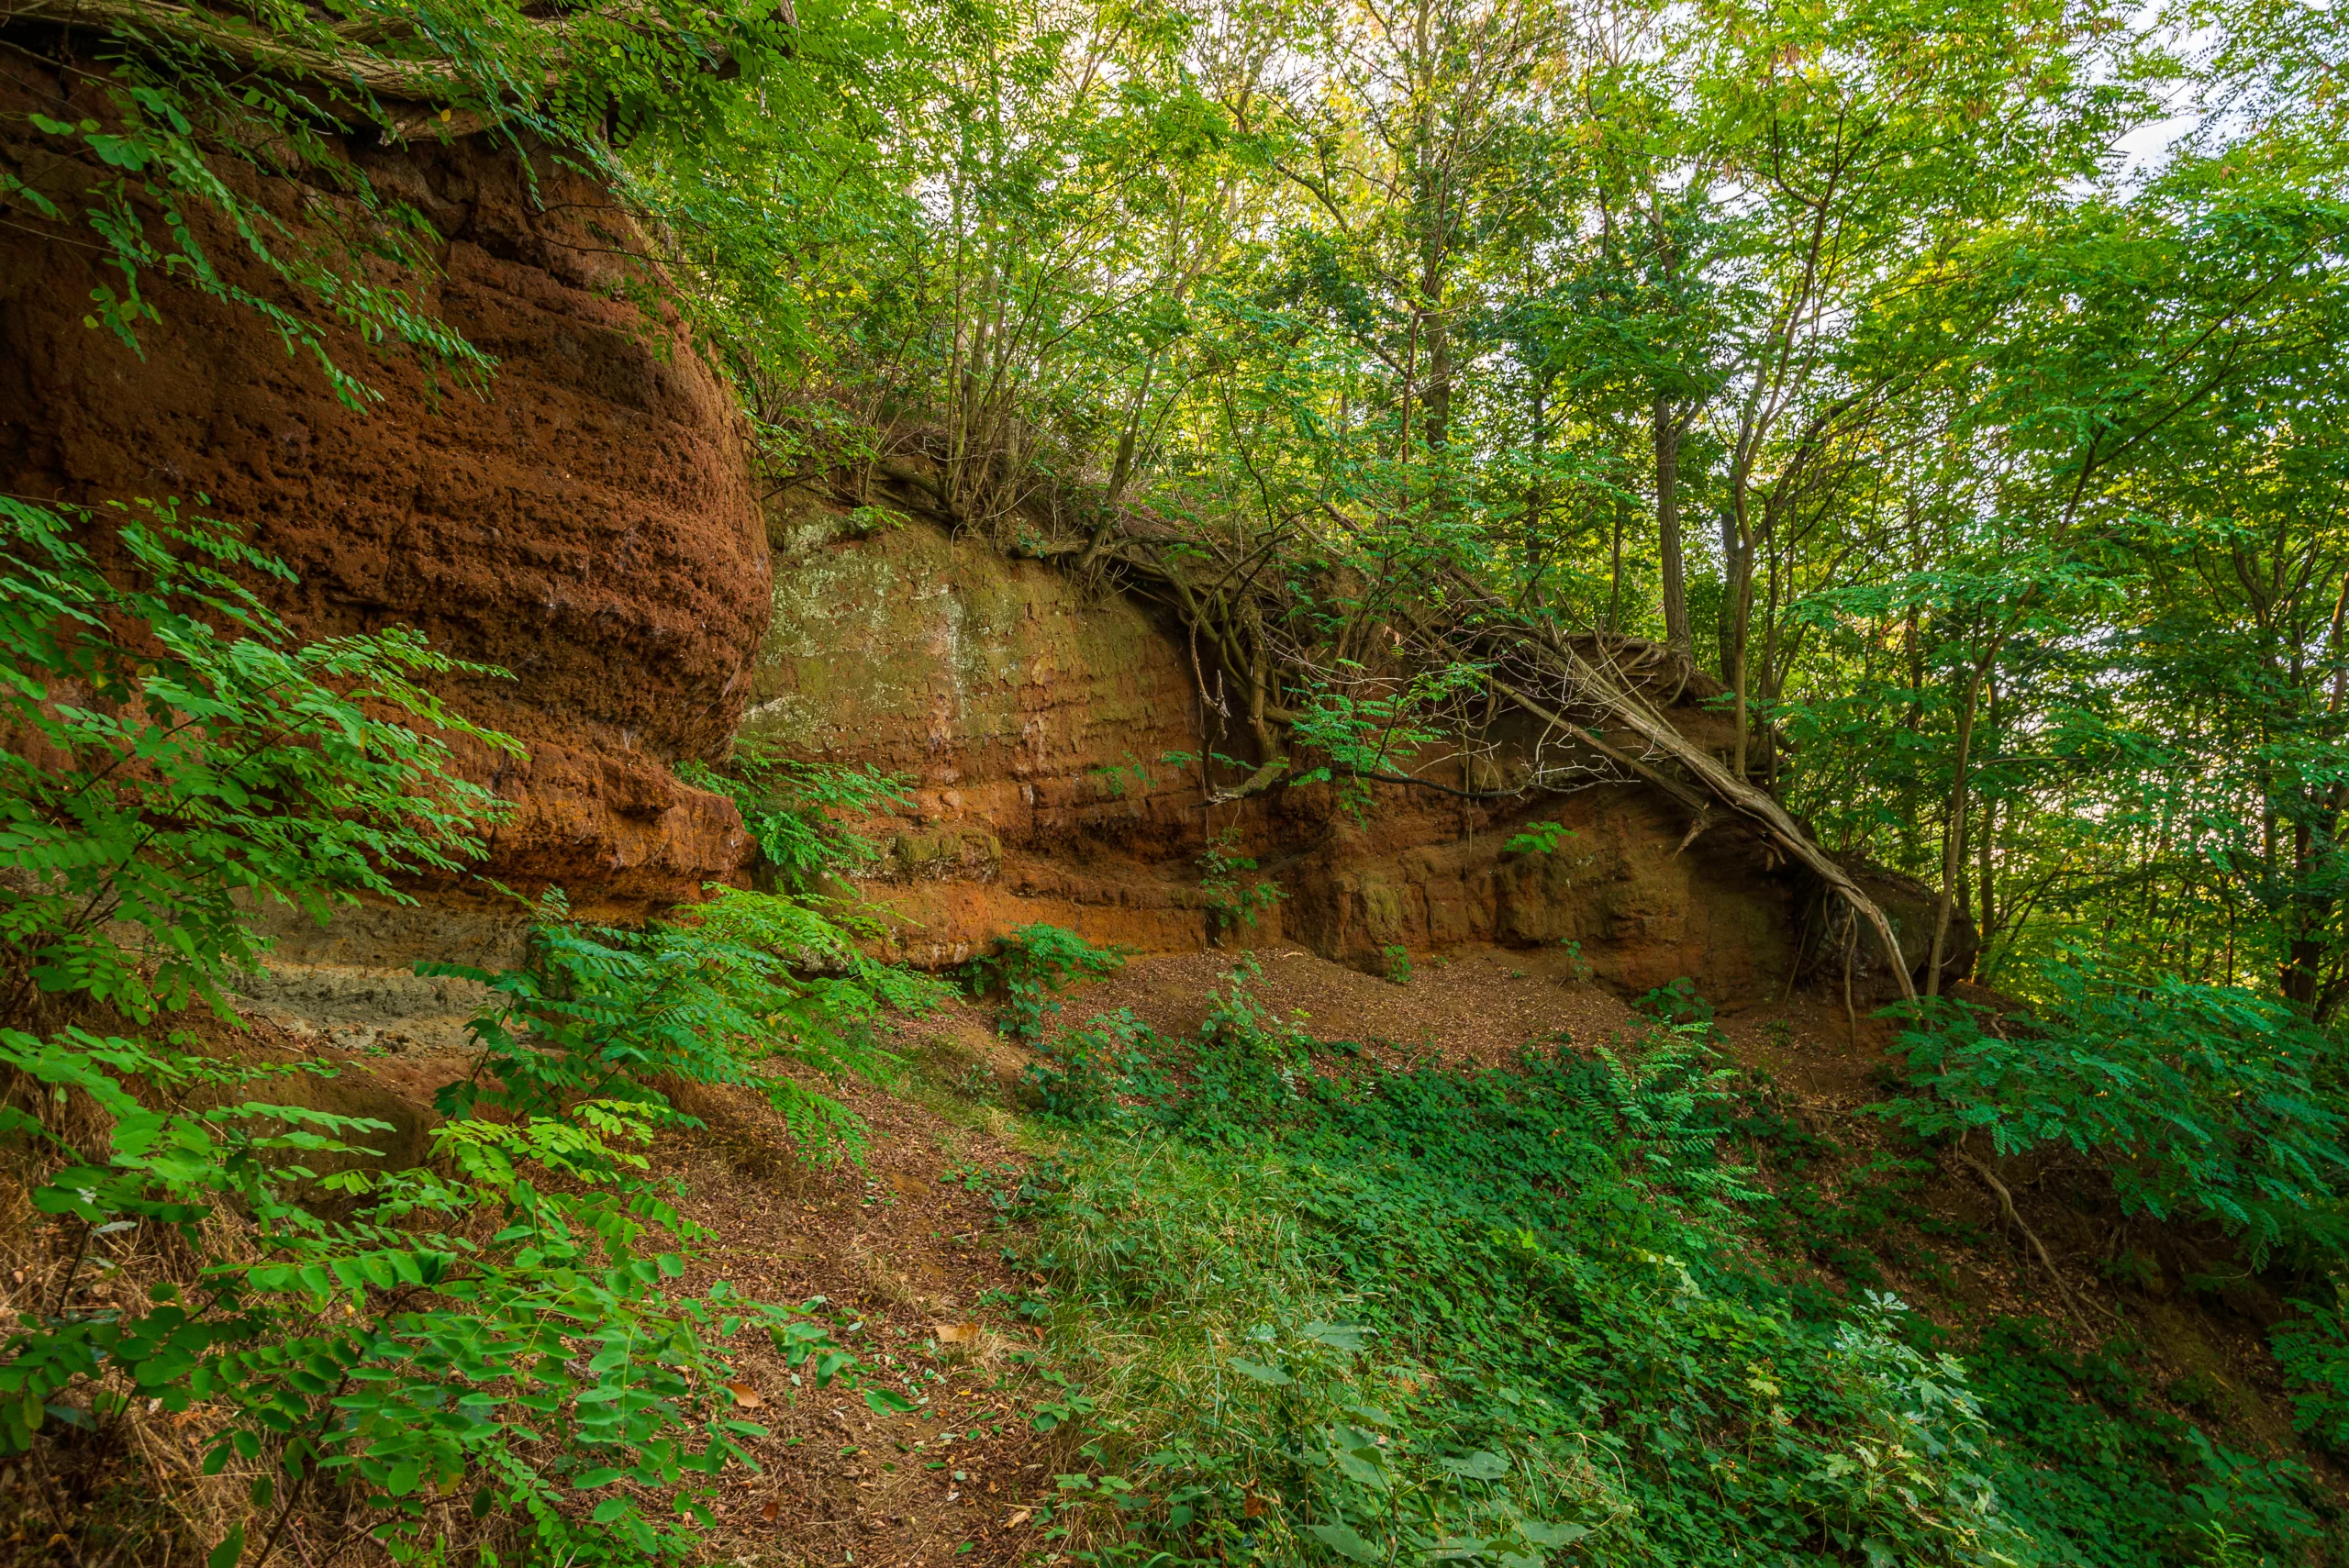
[0,945,2324,1565]
[621,943,2322,1568]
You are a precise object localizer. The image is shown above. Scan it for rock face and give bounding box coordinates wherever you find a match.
[744,503,1953,999]
[0,64,767,914]
[744,508,1211,955]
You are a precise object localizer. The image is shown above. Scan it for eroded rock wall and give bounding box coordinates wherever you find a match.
[742,509,1213,956]
[742,502,1904,999]
[0,61,767,917]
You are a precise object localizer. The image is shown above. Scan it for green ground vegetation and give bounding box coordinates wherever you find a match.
[1005,968,2343,1567]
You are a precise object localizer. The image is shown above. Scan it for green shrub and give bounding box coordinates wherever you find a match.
[0,495,507,1024]
[2272,1286,2349,1455]
[1634,976,1716,1030]
[1018,984,2021,1568]
[1964,1318,2321,1564]
[1014,969,2335,1568]
[1023,1009,1168,1124]
[426,885,919,1155]
[678,744,911,894]
[1198,828,1287,937]
[1881,961,2349,1264]
[1503,820,1573,856]
[964,923,1127,1043]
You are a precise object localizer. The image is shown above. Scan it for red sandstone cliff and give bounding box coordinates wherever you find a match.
[0,57,766,912]
[746,495,1960,999]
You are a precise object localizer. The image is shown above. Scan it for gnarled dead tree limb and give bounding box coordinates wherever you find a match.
[1440,568,1918,1002]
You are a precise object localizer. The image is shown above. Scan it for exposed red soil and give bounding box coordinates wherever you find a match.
[1044,944,1642,1068]
[749,501,1957,998]
[649,1067,1062,1568]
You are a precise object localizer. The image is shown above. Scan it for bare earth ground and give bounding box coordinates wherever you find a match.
[650,1069,1051,1568]
[1,946,2331,1563]
[1049,946,1642,1069]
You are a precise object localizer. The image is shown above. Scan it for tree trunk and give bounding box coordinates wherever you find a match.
[1104,360,1157,505]
[1717,508,1740,685]
[1976,793,1997,979]
[1655,395,1689,656]
[1424,314,1452,454]
[1974,674,1999,977]
[1522,375,1545,591]
[1927,654,1995,998]
[1725,496,1753,777]
[1608,506,1625,634]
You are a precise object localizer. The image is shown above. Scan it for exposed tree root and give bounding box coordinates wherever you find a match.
[1955,1147,2116,1322]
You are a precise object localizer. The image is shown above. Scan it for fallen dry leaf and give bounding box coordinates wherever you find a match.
[935,1321,981,1345]
[726,1381,765,1407]
[1005,1509,1032,1528]
[761,1498,780,1524]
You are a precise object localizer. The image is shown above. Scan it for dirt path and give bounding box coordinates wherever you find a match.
[651,1062,1054,1568]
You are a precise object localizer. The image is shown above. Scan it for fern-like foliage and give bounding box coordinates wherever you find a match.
[0,494,511,1026]
[678,745,912,894]
[1883,961,2349,1264]
[428,884,940,1158]
[2272,1284,2349,1454]
[0,499,890,1563]
[965,922,1129,1043]
[2,0,791,408]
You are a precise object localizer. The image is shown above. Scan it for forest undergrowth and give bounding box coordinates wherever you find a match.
[986,951,2349,1568]
[0,495,959,1564]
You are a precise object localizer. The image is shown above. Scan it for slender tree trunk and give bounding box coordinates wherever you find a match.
[1901,494,1926,734]
[1655,395,1689,656]
[1717,508,1740,685]
[1976,803,1996,977]
[2284,930,2327,1010]
[1105,360,1157,504]
[1424,313,1452,454]
[1397,314,1421,459]
[1522,376,1544,592]
[2282,813,2333,1011]
[1975,675,2002,975]
[1927,651,1997,997]
[1608,506,1625,635]
[1725,494,1754,777]
[1759,535,1786,788]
